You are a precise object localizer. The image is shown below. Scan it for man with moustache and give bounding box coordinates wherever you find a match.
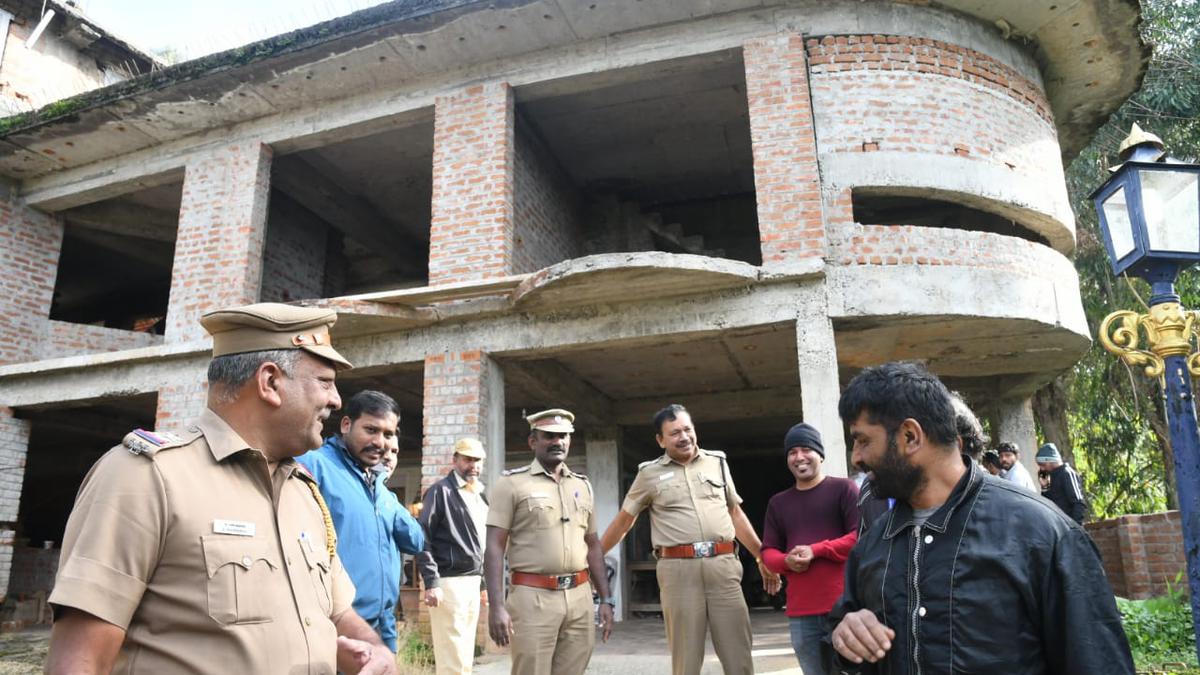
[828,362,1133,675]
[45,303,396,675]
[299,389,425,652]
[418,437,490,674]
[761,423,858,675]
[600,404,778,675]
[485,409,614,675]
[996,441,1038,493]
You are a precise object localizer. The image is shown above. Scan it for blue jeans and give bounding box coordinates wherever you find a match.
[789,614,829,675]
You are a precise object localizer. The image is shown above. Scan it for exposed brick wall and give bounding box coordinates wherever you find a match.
[744,33,824,266]
[0,195,62,365]
[828,222,1068,276]
[512,121,583,274]
[1086,511,1187,599]
[807,35,1061,184]
[429,83,514,285]
[0,409,30,603]
[41,320,161,359]
[261,198,329,303]
[165,143,272,343]
[7,545,57,599]
[421,350,497,490]
[155,371,209,433]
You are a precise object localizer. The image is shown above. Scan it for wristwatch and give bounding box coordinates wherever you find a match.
[599,596,616,606]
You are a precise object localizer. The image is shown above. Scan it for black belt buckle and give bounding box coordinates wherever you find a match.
[692,541,714,558]
[556,573,575,590]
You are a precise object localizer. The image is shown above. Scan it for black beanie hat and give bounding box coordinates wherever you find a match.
[784,423,824,459]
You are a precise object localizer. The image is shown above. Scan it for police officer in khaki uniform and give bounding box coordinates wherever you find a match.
[45,303,397,675]
[601,404,780,675]
[484,408,614,675]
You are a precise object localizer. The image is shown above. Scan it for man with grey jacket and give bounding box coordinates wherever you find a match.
[418,438,489,674]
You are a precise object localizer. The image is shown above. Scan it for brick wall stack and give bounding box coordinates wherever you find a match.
[1086,511,1188,599]
[828,223,1068,276]
[260,199,330,303]
[0,409,30,603]
[7,545,58,599]
[421,351,497,490]
[155,370,210,433]
[806,35,1064,193]
[165,143,272,342]
[744,33,825,266]
[428,83,515,285]
[0,194,62,365]
[42,320,162,359]
[512,122,583,273]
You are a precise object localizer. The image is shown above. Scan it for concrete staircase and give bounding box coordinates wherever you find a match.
[584,196,725,258]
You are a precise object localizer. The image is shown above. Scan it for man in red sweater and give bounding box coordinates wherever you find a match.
[762,423,859,675]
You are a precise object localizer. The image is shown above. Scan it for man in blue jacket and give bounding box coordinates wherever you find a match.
[299,389,425,651]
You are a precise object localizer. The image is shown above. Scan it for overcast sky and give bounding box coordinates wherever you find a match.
[71,0,391,60]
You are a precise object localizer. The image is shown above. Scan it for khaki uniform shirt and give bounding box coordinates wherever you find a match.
[486,459,594,574]
[621,449,741,548]
[49,409,356,674]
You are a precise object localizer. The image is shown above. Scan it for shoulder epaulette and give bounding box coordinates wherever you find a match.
[502,466,531,476]
[705,449,728,459]
[122,428,187,457]
[637,459,657,470]
[573,471,589,481]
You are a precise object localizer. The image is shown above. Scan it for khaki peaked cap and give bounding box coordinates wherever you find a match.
[201,303,353,370]
[526,408,575,433]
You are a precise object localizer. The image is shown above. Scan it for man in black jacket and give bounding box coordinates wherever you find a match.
[418,438,489,674]
[828,362,1133,675]
[1036,442,1087,524]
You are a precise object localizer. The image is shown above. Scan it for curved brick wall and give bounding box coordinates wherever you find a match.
[809,35,1072,248]
[829,222,1073,279]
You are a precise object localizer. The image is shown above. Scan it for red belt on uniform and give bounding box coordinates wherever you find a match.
[656,540,736,559]
[511,569,590,590]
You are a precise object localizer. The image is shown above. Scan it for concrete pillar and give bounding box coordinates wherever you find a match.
[155,364,211,433]
[429,82,515,285]
[744,32,825,268]
[0,190,62,365]
[165,142,272,343]
[991,396,1038,480]
[585,426,624,621]
[0,408,30,602]
[796,284,847,477]
[421,350,506,491]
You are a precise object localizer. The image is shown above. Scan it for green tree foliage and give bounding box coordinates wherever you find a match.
[1058,0,1200,517]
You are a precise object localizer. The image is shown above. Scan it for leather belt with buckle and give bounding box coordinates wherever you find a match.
[656,540,737,559]
[511,569,590,590]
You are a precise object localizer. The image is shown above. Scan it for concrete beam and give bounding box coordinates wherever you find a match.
[62,200,178,242]
[613,386,802,427]
[271,154,426,275]
[502,358,615,426]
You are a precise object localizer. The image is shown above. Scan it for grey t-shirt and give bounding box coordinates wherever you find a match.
[912,505,939,527]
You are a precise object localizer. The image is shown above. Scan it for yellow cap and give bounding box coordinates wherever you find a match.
[200,302,353,370]
[526,408,575,433]
[453,437,486,459]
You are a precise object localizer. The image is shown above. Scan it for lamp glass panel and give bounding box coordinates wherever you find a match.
[1141,169,1200,253]
[1102,186,1137,260]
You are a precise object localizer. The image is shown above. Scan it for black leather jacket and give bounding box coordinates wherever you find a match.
[417,472,487,588]
[828,456,1133,675]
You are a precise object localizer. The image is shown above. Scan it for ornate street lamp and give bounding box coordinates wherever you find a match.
[1094,124,1200,659]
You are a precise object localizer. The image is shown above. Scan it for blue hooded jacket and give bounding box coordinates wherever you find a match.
[297,436,424,650]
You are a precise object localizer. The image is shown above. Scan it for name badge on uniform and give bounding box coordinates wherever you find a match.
[213,519,256,537]
[658,471,676,481]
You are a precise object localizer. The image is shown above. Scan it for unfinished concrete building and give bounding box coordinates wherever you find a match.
[0,0,1145,619]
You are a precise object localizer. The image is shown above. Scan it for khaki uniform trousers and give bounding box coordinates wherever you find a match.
[429,575,483,675]
[507,581,595,675]
[657,554,753,675]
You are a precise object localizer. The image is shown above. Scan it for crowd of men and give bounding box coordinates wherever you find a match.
[42,301,1134,675]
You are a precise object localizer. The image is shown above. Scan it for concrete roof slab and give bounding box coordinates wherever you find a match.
[511,252,761,311]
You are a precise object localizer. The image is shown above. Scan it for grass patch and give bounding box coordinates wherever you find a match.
[1119,574,1199,674]
[394,625,435,675]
